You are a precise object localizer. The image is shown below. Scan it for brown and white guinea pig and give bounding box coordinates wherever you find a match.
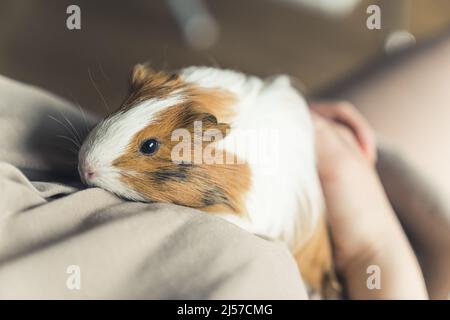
[78,64,334,292]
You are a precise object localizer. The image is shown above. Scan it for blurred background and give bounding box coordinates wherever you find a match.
[0,0,449,116]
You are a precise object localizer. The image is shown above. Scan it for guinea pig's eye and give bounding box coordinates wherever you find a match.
[140,138,160,156]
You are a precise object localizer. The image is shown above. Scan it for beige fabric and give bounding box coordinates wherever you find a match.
[0,75,307,299]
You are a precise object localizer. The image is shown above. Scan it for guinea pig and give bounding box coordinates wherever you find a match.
[78,64,337,295]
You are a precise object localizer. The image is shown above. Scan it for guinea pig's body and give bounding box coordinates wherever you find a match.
[182,67,324,250]
[79,65,336,294]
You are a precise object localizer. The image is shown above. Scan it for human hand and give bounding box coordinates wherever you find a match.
[311,101,389,270]
[310,101,427,299]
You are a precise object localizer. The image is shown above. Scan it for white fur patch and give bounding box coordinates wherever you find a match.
[78,95,184,199]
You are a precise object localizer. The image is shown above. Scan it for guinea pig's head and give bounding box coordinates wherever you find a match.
[78,64,250,213]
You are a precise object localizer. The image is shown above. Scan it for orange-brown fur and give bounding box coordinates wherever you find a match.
[112,64,251,215]
[122,64,185,110]
[188,87,237,123]
[121,64,237,122]
[294,216,341,297]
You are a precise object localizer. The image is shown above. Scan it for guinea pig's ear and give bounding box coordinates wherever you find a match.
[177,108,230,140]
[129,64,155,91]
[197,112,229,131]
[192,112,230,141]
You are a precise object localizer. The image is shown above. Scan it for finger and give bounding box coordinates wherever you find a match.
[312,110,360,154]
[311,102,376,161]
[311,101,377,164]
[332,121,364,154]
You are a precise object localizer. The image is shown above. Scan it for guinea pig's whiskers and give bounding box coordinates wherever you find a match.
[68,92,92,137]
[49,140,79,158]
[59,111,82,145]
[96,58,111,85]
[75,103,90,137]
[56,134,81,150]
[48,115,81,149]
[88,67,111,115]
[207,55,221,68]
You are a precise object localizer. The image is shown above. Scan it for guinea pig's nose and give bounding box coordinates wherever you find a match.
[80,164,97,184]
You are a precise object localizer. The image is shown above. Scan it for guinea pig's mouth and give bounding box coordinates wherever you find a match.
[77,159,109,188]
[77,161,149,202]
[78,162,95,186]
